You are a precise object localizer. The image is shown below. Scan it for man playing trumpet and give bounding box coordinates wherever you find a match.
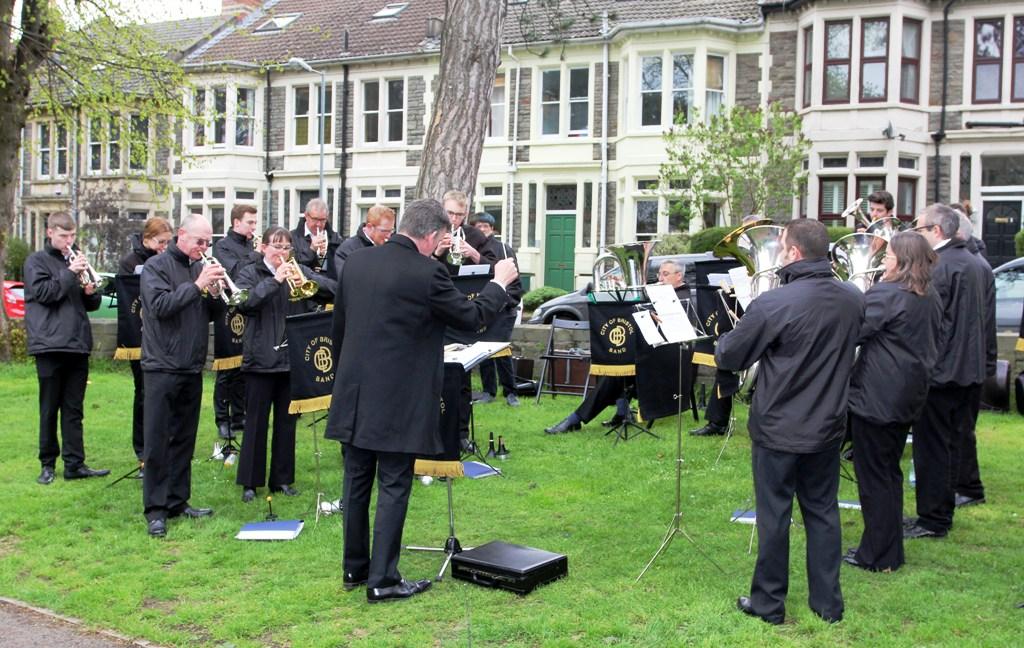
[234,227,336,503]
[292,198,341,278]
[24,212,109,485]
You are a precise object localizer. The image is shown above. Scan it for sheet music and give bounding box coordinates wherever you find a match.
[729,266,753,310]
[457,264,491,276]
[634,285,700,346]
[443,342,510,369]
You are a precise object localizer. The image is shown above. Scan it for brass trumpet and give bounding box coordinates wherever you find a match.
[67,248,108,292]
[200,250,249,306]
[284,256,318,301]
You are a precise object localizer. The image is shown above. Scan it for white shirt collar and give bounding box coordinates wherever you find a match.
[933,238,951,251]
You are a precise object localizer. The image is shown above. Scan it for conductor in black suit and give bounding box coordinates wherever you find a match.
[326,198,519,603]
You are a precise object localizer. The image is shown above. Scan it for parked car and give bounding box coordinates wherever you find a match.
[527,252,739,324]
[3,280,24,319]
[993,256,1024,330]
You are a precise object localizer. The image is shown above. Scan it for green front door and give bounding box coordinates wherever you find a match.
[544,213,576,292]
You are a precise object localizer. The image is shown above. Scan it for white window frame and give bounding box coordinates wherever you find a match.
[108,118,121,174]
[87,118,103,174]
[539,68,561,136]
[672,53,695,126]
[55,124,69,177]
[537,65,591,138]
[359,77,404,145]
[567,66,590,136]
[638,51,728,129]
[385,79,404,143]
[352,185,404,232]
[128,114,150,173]
[488,71,507,139]
[705,54,726,123]
[212,86,227,145]
[236,87,256,147]
[37,123,51,178]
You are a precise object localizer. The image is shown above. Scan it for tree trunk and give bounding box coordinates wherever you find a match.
[416,0,508,202]
[0,89,30,362]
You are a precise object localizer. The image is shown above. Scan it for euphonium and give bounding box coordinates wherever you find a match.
[831,232,887,293]
[285,256,318,301]
[592,240,657,299]
[200,250,249,306]
[67,248,109,292]
[865,216,909,240]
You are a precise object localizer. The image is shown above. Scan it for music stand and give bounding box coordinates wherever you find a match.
[301,410,333,525]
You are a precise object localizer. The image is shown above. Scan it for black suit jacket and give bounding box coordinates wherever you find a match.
[930,239,990,386]
[325,234,508,455]
[292,218,342,277]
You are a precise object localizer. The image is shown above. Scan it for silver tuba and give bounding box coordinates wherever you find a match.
[831,232,887,293]
[865,216,909,240]
[592,240,657,300]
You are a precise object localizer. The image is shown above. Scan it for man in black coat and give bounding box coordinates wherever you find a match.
[140,214,225,538]
[292,198,342,278]
[431,190,498,269]
[333,204,395,279]
[716,219,864,625]
[210,204,260,441]
[24,212,108,485]
[325,198,518,603]
[905,204,993,538]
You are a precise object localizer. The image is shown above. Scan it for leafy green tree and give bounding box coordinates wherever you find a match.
[659,104,809,228]
[0,0,195,359]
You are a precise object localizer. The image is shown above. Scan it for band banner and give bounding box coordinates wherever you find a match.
[635,339,693,422]
[587,301,640,376]
[691,258,742,367]
[444,273,497,345]
[212,304,246,371]
[286,310,335,414]
[414,363,465,478]
[113,274,142,361]
[1017,305,1024,353]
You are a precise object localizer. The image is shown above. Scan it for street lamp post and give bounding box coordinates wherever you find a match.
[288,57,325,201]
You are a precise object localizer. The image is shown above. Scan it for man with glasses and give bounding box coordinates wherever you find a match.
[431,190,496,269]
[333,204,395,279]
[292,198,342,277]
[139,214,225,538]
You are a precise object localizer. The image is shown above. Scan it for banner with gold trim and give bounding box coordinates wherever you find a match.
[212,305,246,371]
[587,302,639,376]
[286,311,335,414]
[113,275,142,361]
[444,274,509,346]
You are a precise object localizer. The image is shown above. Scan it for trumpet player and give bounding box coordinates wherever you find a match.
[234,227,336,503]
[139,214,224,538]
[210,204,261,442]
[24,212,109,485]
[292,198,341,277]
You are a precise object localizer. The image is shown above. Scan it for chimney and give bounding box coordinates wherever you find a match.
[426,17,444,39]
[222,0,261,15]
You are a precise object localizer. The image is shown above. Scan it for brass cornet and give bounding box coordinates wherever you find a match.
[67,248,108,292]
[200,250,249,306]
[284,256,318,301]
[252,234,262,251]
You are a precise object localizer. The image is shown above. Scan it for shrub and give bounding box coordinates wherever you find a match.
[0,319,29,362]
[688,226,734,253]
[827,226,854,242]
[4,237,31,282]
[522,286,568,312]
[653,233,690,255]
[1016,229,1024,257]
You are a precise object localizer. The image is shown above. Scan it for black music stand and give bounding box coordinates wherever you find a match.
[301,410,333,525]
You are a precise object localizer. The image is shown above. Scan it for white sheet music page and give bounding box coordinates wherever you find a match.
[729,267,753,310]
[644,284,698,343]
[632,310,667,346]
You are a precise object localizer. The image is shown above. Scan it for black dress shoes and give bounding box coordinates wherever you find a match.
[903,523,946,539]
[241,488,256,503]
[272,485,300,496]
[64,465,111,480]
[148,519,166,538]
[180,506,214,519]
[343,572,369,591]
[811,608,843,624]
[367,578,432,603]
[955,493,985,508]
[601,415,624,428]
[37,466,55,485]
[544,417,581,435]
[842,548,871,571]
[736,596,783,625]
[691,422,726,437]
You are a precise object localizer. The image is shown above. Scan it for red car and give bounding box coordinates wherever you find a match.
[3,280,25,319]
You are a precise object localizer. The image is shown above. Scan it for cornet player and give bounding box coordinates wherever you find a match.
[24,212,109,485]
[292,198,341,277]
[234,227,336,503]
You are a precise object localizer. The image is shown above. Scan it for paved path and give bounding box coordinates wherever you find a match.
[0,598,157,648]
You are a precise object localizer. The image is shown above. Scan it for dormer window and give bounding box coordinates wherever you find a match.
[253,13,301,34]
[372,3,409,20]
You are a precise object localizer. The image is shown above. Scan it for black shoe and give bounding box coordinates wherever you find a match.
[241,488,256,503]
[473,393,495,404]
[903,523,946,539]
[842,548,870,571]
[544,417,581,435]
[902,515,917,528]
[37,467,55,485]
[505,394,520,407]
[811,608,843,624]
[954,493,985,508]
[601,415,624,428]
[690,422,726,437]
[64,465,111,480]
[272,485,300,497]
[147,519,166,538]
[367,578,432,603]
[736,596,783,625]
[343,572,368,591]
[179,506,214,519]
[217,423,233,440]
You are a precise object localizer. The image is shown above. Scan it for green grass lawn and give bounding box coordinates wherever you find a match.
[0,361,1021,647]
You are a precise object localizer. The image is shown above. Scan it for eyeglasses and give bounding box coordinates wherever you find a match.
[446,210,467,218]
[912,225,934,232]
[374,226,394,234]
[193,238,211,247]
[269,243,293,251]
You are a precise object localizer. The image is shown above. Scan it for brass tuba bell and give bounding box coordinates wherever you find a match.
[285,256,319,301]
[831,232,888,293]
[865,216,909,240]
[592,240,657,300]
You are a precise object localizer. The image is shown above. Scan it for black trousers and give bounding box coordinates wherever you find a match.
[342,444,415,589]
[850,414,908,571]
[705,386,733,427]
[34,352,89,471]
[911,384,975,533]
[479,356,516,397]
[214,367,246,433]
[749,442,844,621]
[235,372,296,489]
[458,369,471,441]
[954,383,985,499]
[576,376,634,424]
[142,371,203,522]
[129,359,145,460]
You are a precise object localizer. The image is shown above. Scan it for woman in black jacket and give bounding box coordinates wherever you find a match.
[234,226,335,502]
[117,217,172,469]
[845,231,942,572]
